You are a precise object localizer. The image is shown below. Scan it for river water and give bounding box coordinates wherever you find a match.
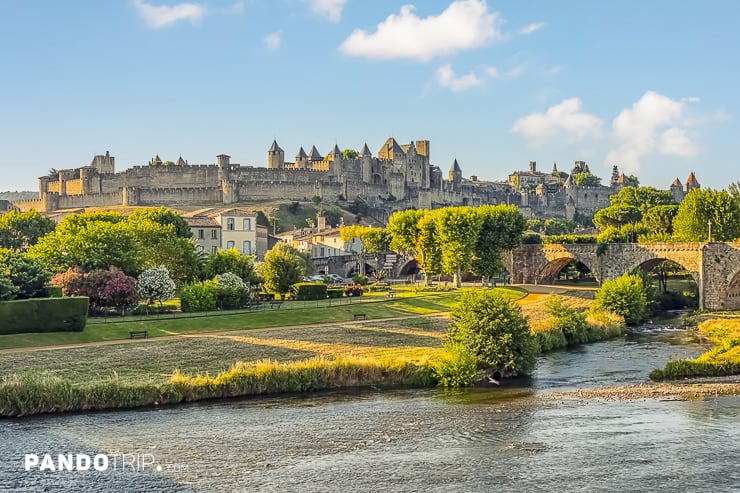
[2,325,739,492]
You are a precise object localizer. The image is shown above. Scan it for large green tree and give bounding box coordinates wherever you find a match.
[472,205,526,280]
[203,249,258,283]
[416,212,443,284]
[435,206,482,287]
[262,243,303,295]
[0,249,50,300]
[672,188,740,241]
[0,210,55,252]
[28,218,142,275]
[127,207,192,239]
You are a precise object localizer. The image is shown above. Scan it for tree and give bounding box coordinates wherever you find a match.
[416,213,443,284]
[673,188,740,241]
[339,225,389,275]
[342,149,358,159]
[203,249,258,283]
[572,172,601,187]
[446,290,536,376]
[263,243,303,295]
[435,207,482,287]
[137,265,176,305]
[593,273,648,325]
[472,205,526,280]
[127,207,191,238]
[0,249,50,300]
[0,210,55,252]
[642,205,679,236]
[28,219,142,275]
[54,267,139,313]
[123,219,200,285]
[387,209,425,253]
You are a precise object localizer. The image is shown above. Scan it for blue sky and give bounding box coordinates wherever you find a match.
[1,0,737,192]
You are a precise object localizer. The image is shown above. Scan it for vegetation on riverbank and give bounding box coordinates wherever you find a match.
[650,317,740,380]
[0,288,629,417]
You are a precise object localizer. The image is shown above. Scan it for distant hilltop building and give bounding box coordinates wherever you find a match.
[9,139,699,222]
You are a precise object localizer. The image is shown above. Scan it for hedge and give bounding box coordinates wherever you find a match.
[327,288,344,299]
[0,297,89,334]
[291,282,328,300]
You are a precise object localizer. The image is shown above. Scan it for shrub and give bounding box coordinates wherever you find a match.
[180,282,217,312]
[290,282,328,300]
[593,273,648,325]
[0,297,89,333]
[0,249,50,300]
[326,288,343,299]
[51,267,138,313]
[545,296,589,345]
[352,274,369,285]
[447,289,535,375]
[215,272,252,309]
[137,266,176,305]
[431,344,479,387]
[343,284,364,297]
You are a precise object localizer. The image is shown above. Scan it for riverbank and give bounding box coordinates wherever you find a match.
[0,289,642,417]
[650,314,740,380]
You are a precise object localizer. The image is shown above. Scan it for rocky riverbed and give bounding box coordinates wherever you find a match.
[543,377,740,401]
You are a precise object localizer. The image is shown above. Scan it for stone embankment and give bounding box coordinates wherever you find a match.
[544,378,740,401]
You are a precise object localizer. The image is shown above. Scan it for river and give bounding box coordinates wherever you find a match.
[1,324,739,492]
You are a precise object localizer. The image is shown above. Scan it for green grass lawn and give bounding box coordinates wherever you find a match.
[0,317,450,386]
[0,287,526,350]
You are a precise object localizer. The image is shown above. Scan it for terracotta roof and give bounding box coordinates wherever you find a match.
[184,216,220,227]
[671,178,682,187]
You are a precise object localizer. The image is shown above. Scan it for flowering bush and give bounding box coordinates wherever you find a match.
[51,266,138,312]
[215,272,252,309]
[137,265,176,305]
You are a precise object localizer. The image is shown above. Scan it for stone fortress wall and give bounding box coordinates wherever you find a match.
[14,139,700,221]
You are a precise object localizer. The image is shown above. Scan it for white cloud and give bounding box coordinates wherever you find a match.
[519,22,544,35]
[436,65,484,92]
[510,98,603,145]
[131,0,206,28]
[264,30,282,51]
[505,64,525,78]
[339,0,502,62]
[309,0,349,22]
[606,91,698,172]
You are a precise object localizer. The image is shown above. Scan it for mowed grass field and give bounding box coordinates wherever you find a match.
[0,287,577,387]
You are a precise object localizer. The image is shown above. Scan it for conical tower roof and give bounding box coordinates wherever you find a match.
[309,145,323,161]
[359,142,372,157]
[296,146,307,159]
[269,139,283,153]
[450,158,462,173]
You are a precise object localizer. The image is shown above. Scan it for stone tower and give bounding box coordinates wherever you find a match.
[267,140,285,169]
[670,178,684,202]
[90,151,115,174]
[449,158,462,187]
[686,172,700,192]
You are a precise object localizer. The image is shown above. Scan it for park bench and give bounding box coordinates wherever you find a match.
[353,313,367,321]
[129,330,148,339]
[269,301,284,309]
[386,291,397,298]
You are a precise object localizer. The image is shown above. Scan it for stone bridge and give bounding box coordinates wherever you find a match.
[505,242,740,310]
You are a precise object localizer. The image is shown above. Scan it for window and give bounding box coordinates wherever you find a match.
[226,240,235,250]
[226,218,235,231]
[243,218,251,231]
[196,245,204,252]
[198,229,204,239]
[211,246,218,255]
[243,240,252,255]
[211,229,218,239]
[320,247,325,257]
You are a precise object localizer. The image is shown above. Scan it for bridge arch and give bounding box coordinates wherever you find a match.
[536,253,600,285]
[398,259,420,276]
[722,266,740,310]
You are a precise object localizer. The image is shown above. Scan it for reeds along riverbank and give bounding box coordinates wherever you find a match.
[0,357,436,418]
[531,309,626,353]
[650,318,740,380]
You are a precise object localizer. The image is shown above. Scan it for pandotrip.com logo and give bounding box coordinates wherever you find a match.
[24,453,189,473]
